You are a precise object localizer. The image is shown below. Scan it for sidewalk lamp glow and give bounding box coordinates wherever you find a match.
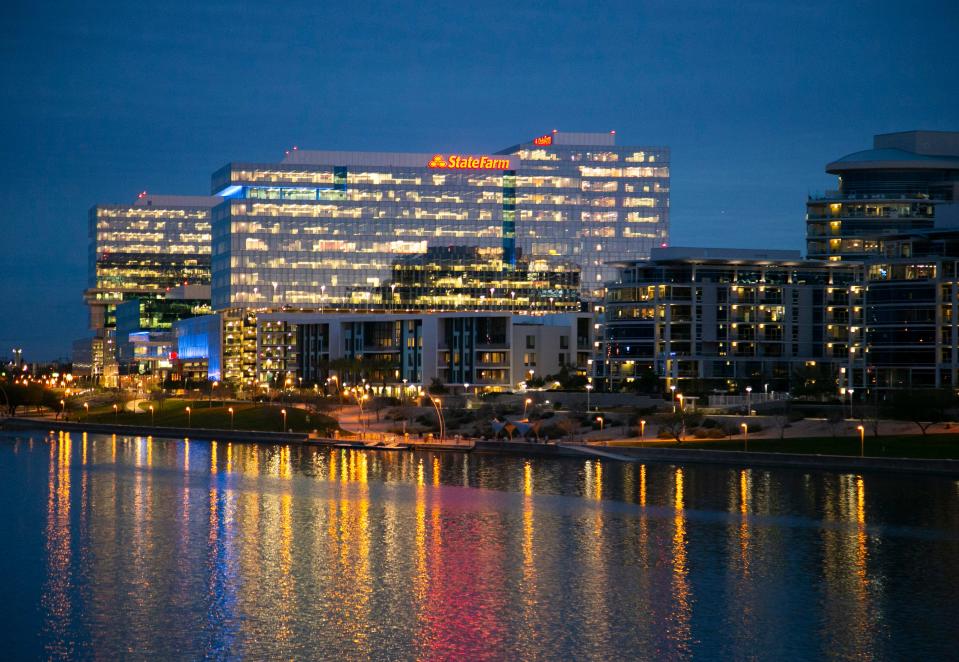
[83,402,89,419]
[857,424,865,457]
[670,384,677,412]
[185,406,191,428]
[113,404,118,421]
[597,416,604,431]
[741,422,748,451]
[228,407,234,429]
[524,398,532,415]
[149,405,154,425]
[640,419,646,441]
[281,408,287,431]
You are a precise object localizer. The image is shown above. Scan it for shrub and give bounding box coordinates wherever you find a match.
[707,428,726,439]
[657,430,673,439]
[692,427,710,439]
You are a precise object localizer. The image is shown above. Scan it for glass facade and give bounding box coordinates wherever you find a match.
[211,132,669,310]
[86,196,217,329]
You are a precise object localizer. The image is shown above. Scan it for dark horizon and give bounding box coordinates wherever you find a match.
[3,0,958,360]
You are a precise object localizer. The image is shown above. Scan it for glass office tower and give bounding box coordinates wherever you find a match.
[86,194,218,330]
[211,131,669,310]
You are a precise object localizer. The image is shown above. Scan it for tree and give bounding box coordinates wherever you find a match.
[882,389,958,435]
[655,410,704,443]
[790,363,838,399]
[428,378,448,395]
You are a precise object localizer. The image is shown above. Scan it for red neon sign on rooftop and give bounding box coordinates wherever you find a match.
[427,154,512,170]
[532,134,553,146]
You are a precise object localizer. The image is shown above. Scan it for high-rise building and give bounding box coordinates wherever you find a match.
[210,131,669,310]
[85,194,219,330]
[806,131,959,261]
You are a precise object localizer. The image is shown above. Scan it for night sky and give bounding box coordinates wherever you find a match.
[3,1,957,359]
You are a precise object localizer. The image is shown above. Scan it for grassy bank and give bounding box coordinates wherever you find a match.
[82,399,337,434]
[608,434,959,460]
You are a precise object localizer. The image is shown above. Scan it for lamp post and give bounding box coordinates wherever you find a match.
[113,404,118,422]
[848,388,855,419]
[670,384,677,412]
[586,383,593,412]
[83,402,89,420]
[764,383,769,401]
[185,406,191,428]
[60,399,65,420]
[228,407,234,430]
[677,393,684,412]
[149,405,154,426]
[597,416,604,431]
[281,408,287,431]
[746,386,752,415]
[430,397,445,440]
[524,398,532,415]
[640,419,646,443]
[741,422,748,451]
[857,424,865,457]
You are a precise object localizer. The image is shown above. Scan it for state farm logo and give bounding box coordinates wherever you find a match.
[427,154,511,170]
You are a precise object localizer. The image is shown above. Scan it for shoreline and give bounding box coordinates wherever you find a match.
[3,417,958,476]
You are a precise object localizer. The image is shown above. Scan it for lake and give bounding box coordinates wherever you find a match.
[1,429,956,660]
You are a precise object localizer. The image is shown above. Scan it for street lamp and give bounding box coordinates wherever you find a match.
[764,383,769,401]
[640,419,646,442]
[524,398,532,415]
[670,384,677,412]
[857,424,865,457]
[228,407,234,430]
[281,408,287,431]
[746,386,752,415]
[586,383,593,412]
[597,416,604,431]
[83,402,89,420]
[848,388,855,419]
[185,406,191,428]
[430,397,445,440]
[60,399,65,419]
[149,405,154,426]
[677,393,684,412]
[741,422,748,451]
[113,404,118,421]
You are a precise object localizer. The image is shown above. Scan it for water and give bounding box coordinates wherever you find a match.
[1,430,957,660]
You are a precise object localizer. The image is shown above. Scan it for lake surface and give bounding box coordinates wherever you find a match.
[1,429,957,660]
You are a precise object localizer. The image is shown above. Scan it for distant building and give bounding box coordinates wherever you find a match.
[856,228,959,392]
[806,131,959,261]
[600,247,861,392]
[175,310,593,394]
[114,285,212,378]
[86,194,218,331]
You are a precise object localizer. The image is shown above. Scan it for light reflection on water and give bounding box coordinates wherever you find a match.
[1,430,957,660]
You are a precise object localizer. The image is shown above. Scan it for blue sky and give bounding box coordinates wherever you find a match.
[2,0,957,358]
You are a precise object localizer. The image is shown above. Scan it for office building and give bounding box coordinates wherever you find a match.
[86,194,218,330]
[601,247,862,392]
[806,131,959,261]
[114,285,212,377]
[175,310,593,393]
[210,131,669,310]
